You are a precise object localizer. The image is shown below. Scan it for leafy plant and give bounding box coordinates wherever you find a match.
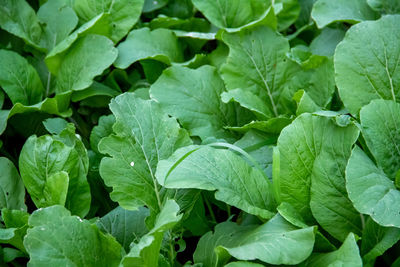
[1,0,400,266]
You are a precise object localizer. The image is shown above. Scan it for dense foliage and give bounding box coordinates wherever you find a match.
[1,0,400,266]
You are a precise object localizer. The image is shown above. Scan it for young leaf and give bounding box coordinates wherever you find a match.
[19,125,90,217]
[0,157,26,211]
[24,205,123,266]
[335,15,400,115]
[121,199,182,266]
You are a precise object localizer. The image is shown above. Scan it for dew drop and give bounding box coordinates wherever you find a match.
[130,161,135,167]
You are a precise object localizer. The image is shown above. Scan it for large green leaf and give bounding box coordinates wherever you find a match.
[53,34,117,93]
[0,0,42,50]
[346,100,400,228]
[156,145,276,219]
[194,214,315,266]
[37,0,79,51]
[277,113,361,241]
[24,205,123,267]
[220,26,299,117]
[311,0,378,28]
[361,217,400,265]
[73,0,144,42]
[367,0,400,14]
[19,124,90,217]
[360,99,400,179]
[0,49,44,105]
[0,158,26,211]
[150,65,237,141]
[99,93,191,221]
[335,15,400,115]
[191,0,271,30]
[96,206,149,252]
[121,199,182,266]
[115,28,183,69]
[346,146,400,227]
[305,233,362,266]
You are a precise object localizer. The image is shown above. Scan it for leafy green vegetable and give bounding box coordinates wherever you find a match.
[277,113,361,241]
[2,0,400,265]
[24,205,123,266]
[194,214,315,265]
[335,15,400,115]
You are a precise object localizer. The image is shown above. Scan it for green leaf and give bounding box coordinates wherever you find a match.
[311,0,378,29]
[73,0,144,42]
[221,89,273,120]
[53,34,117,93]
[192,0,272,30]
[37,0,79,51]
[220,26,300,117]
[194,214,315,266]
[90,114,115,153]
[360,99,400,179]
[24,205,123,267]
[19,125,90,217]
[346,146,400,227]
[275,0,301,31]
[0,49,44,105]
[150,65,237,141]
[121,199,182,266]
[99,93,191,222]
[0,157,26,211]
[310,27,346,57]
[361,217,400,265]
[45,13,112,74]
[0,209,29,252]
[305,233,362,266]
[277,113,361,241]
[334,15,400,115]
[156,145,276,219]
[367,0,400,14]
[42,118,69,135]
[115,28,184,69]
[0,0,43,50]
[96,206,149,252]
[0,92,72,135]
